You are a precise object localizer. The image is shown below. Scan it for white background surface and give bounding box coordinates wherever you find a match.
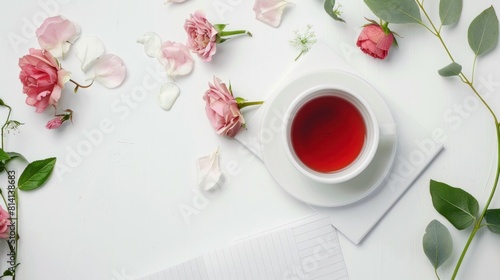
[1,0,500,279]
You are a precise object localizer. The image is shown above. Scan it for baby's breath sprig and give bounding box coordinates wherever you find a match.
[289,24,318,61]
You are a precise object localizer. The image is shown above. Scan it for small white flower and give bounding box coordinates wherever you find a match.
[289,24,317,61]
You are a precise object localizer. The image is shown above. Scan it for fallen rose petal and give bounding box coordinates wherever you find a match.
[88,54,126,88]
[36,15,80,58]
[137,32,162,58]
[253,0,289,28]
[157,41,194,78]
[158,82,180,111]
[196,147,222,191]
[74,35,105,71]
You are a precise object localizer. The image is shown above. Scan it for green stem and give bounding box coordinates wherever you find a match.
[1,105,12,150]
[295,51,304,61]
[69,79,94,89]
[416,2,500,279]
[238,101,264,110]
[471,55,478,85]
[451,80,500,280]
[0,190,7,210]
[416,1,454,58]
[219,30,253,38]
[435,268,441,280]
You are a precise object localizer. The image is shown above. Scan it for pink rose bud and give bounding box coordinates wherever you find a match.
[19,49,71,113]
[46,109,72,129]
[356,23,395,59]
[0,206,11,239]
[45,117,63,129]
[203,77,246,137]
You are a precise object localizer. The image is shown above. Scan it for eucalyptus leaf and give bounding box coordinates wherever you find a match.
[324,0,345,23]
[0,149,10,161]
[364,0,421,24]
[18,157,56,191]
[485,209,500,234]
[439,0,462,25]
[438,62,462,76]
[423,220,453,269]
[468,6,499,56]
[430,180,479,230]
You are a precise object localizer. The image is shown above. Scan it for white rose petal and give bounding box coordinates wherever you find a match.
[74,35,105,72]
[158,82,180,111]
[137,32,162,58]
[196,148,222,191]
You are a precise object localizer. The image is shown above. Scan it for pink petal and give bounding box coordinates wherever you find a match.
[89,54,126,88]
[253,0,289,28]
[157,41,194,78]
[36,15,80,58]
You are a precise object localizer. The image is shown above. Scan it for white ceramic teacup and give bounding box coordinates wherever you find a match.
[283,85,394,184]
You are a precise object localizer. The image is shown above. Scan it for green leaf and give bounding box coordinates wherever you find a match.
[468,6,499,56]
[213,24,227,33]
[364,0,421,24]
[0,99,5,107]
[0,149,10,161]
[2,269,13,276]
[440,0,463,25]
[430,180,479,230]
[423,220,453,269]
[324,0,346,23]
[18,157,56,191]
[438,62,463,76]
[485,209,500,234]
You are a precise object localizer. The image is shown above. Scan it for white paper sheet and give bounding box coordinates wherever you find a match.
[137,214,349,280]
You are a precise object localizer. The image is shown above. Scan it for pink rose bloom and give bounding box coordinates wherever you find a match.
[36,15,80,58]
[46,117,63,129]
[203,77,245,137]
[184,11,218,62]
[356,24,394,59]
[157,41,194,78]
[19,48,71,113]
[0,206,11,239]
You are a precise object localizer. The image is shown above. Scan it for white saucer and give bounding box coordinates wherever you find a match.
[259,69,397,207]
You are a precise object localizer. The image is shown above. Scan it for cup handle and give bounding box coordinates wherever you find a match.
[379,123,397,136]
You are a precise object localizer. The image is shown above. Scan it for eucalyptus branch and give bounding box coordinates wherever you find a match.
[416,3,500,279]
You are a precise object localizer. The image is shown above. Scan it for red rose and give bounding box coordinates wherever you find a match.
[356,24,395,59]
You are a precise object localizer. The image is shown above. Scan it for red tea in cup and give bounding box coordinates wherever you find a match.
[290,95,366,173]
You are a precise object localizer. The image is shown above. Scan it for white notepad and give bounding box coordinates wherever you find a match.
[137,214,349,280]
